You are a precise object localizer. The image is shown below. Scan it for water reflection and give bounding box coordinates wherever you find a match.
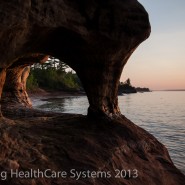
[35,96,88,115]
[38,98,66,112]
[119,92,185,174]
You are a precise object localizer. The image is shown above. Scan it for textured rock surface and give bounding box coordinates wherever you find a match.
[0,69,6,117]
[0,114,184,185]
[1,1,184,185]
[2,54,48,108]
[0,0,150,117]
[2,66,32,108]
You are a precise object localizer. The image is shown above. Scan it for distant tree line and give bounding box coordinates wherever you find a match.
[27,58,150,94]
[27,57,83,92]
[118,78,150,94]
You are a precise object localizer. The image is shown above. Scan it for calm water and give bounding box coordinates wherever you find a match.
[32,91,185,174]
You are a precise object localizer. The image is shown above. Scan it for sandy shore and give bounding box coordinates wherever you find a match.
[28,88,85,99]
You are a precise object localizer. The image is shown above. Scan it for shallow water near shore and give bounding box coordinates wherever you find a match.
[32,91,185,174]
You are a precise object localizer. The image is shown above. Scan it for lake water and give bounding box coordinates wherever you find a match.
[32,91,185,174]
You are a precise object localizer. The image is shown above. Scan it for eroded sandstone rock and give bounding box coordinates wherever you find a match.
[2,66,32,107]
[0,1,184,185]
[2,54,49,108]
[0,0,150,117]
[0,115,184,185]
[0,69,6,117]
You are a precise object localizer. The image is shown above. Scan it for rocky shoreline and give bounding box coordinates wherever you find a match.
[0,109,185,185]
[0,0,184,184]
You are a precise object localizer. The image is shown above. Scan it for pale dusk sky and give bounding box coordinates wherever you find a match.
[120,0,185,90]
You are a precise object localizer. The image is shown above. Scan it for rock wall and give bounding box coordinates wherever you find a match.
[0,0,150,117]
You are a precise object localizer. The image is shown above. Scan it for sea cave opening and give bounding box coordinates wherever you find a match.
[27,56,89,115]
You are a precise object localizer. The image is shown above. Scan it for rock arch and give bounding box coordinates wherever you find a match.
[0,0,150,118]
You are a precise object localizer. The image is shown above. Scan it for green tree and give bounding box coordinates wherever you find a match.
[27,57,83,91]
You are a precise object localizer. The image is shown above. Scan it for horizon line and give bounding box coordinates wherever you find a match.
[152,89,185,91]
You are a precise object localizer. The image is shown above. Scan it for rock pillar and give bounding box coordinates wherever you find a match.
[2,66,32,108]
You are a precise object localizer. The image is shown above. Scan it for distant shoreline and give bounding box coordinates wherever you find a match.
[28,88,85,98]
[153,89,185,92]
